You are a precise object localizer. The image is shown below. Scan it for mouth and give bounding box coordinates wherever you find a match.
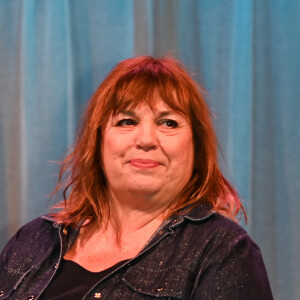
[128,159,161,169]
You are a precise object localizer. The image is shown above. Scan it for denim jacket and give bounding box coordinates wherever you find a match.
[0,204,273,299]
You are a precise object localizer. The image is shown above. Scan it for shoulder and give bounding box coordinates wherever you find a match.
[188,211,262,260]
[182,204,253,247]
[169,205,263,271]
[178,205,273,298]
[0,217,63,297]
[180,207,269,277]
[3,216,57,247]
[0,216,60,266]
[12,216,56,237]
[203,213,252,242]
[185,213,273,298]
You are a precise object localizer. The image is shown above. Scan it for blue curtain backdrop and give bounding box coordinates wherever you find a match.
[0,0,299,299]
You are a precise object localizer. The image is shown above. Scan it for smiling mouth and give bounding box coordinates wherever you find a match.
[129,159,160,169]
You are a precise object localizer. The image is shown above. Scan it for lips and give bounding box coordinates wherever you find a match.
[129,159,160,169]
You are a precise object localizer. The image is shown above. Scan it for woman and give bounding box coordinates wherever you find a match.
[0,56,273,299]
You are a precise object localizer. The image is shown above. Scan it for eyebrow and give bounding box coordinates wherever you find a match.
[119,110,175,118]
[119,110,136,117]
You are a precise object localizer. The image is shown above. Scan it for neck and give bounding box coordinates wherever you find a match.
[101,189,172,245]
[78,189,174,250]
[110,198,167,232]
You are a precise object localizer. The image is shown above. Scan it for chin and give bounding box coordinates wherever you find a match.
[128,185,161,195]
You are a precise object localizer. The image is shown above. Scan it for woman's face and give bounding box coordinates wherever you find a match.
[102,99,194,211]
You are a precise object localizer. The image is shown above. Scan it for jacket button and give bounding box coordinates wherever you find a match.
[94,292,102,298]
[0,291,4,297]
[53,263,59,269]
[27,296,34,300]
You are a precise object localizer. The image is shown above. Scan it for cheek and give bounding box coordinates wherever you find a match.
[102,134,121,169]
[162,134,194,168]
[103,132,126,154]
[178,142,194,173]
[102,132,135,169]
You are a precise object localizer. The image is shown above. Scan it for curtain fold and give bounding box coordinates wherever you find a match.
[0,1,299,299]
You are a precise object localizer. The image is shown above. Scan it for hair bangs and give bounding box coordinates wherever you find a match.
[109,66,192,118]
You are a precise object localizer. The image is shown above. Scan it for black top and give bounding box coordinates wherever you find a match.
[39,259,128,300]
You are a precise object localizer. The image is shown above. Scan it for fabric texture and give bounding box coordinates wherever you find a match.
[0,204,273,299]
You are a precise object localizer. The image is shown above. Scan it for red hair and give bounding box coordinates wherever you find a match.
[51,56,246,227]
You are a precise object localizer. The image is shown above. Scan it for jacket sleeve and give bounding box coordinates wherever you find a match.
[0,223,32,298]
[0,218,56,296]
[0,224,26,272]
[193,225,274,299]
[0,218,42,268]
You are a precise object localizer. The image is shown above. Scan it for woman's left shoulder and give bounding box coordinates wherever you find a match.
[193,209,251,239]
[203,213,263,256]
[186,211,274,299]
[181,204,256,250]
[209,213,251,237]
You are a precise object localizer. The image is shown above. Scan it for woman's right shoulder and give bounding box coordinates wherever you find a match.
[0,216,59,260]
[0,216,62,298]
[9,216,56,240]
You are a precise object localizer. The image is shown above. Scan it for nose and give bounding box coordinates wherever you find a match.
[135,122,158,151]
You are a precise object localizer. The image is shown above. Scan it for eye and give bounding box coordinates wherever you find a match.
[116,118,137,127]
[159,119,178,128]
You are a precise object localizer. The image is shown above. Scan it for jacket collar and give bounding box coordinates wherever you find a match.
[40,203,216,260]
[41,203,216,246]
[42,202,215,227]
[167,202,216,227]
